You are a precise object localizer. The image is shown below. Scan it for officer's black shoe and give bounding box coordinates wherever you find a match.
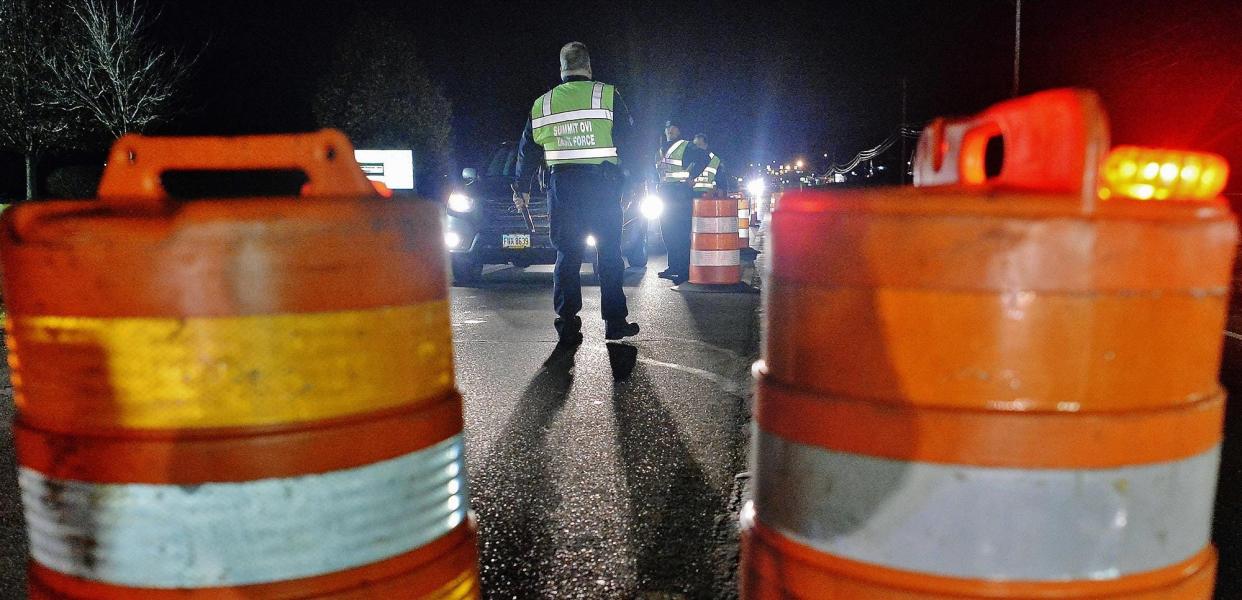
[554,316,583,344]
[670,275,688,285]
[657,268,678,280]
[604,320,640,340]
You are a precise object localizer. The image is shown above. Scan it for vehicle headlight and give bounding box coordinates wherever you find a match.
[444,231,462,248]
[447,193,474,213]
[640,194,664,220]
[746,178,766,196]
[585,235,597,247]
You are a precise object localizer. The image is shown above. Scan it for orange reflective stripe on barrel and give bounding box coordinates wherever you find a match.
[1,131,480,599]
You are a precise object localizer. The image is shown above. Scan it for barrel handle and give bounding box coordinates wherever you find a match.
[912,89,1111,211]
[96,129,378,205]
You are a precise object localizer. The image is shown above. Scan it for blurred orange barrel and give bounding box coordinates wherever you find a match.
[741,90,1233,599]
[4,131,480,599]
[689,197,742,285]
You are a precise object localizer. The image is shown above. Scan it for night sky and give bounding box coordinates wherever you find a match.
[5,0,1242,194]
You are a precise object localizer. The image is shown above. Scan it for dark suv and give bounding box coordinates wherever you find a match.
[444,142,661,284]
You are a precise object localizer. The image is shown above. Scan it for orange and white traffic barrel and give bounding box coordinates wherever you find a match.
[689,196,741,285]
[737,195,752,248]
[3,131,480,599]
[743,89,1232,599]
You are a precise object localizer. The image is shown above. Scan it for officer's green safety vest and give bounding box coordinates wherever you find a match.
[693,152,721,192]
[660,140,691,183]
[530,81,618,166]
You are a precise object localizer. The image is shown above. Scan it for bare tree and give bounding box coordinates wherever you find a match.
[43,0,194,140]
[312,12,452,196]
[0,0,76,199]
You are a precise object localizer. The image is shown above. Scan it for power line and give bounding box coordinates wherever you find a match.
[1013,0,1022,97]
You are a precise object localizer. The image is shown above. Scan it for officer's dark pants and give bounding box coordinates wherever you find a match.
[549,167,629,323]
[659,182,695,276]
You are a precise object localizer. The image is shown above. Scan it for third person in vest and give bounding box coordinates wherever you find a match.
[691,133,724,197]
[514,42,640,344]
[656,119,709,284]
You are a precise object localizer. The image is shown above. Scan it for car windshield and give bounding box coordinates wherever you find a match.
[485,147,517,178]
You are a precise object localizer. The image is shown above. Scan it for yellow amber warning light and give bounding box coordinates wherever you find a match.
[1100,146,1230,201]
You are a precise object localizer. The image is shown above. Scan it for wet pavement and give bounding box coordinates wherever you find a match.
[453,253,759,599]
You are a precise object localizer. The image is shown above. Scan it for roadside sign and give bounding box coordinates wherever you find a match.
[354,149,414,190]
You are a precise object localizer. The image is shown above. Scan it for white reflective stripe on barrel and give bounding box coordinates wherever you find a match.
[531,108,614,129]
[753,430,1218,581]
[693,216,739,234]
[691,250,741,266]
[21,435,471,589]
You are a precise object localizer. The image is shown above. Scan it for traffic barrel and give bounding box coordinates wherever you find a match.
[738,195,751,248]
[742,89,1233,599]
[3,131,480,599]
[679,197,757,293]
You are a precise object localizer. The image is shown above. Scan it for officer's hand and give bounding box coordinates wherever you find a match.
[512,191,530,210]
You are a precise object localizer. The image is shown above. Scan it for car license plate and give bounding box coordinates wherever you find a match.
[502,234,531,249]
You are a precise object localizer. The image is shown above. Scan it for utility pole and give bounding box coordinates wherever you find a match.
[1012,0,1022,97]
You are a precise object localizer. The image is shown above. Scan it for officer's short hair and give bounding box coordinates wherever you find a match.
[694,133,708,142]
[560,42,591,75]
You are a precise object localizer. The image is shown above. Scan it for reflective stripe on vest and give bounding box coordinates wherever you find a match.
[752,429,1218,581]
[662,140,691,182]
[545,147,618,161]
[22,435,471,588]
[531,81,618,166]
[693,153,722,191]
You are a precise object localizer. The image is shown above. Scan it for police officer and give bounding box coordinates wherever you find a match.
[513,42,640,343]
[656,120,709,284]
[691,133,724,197]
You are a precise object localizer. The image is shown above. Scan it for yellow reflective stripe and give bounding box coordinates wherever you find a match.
[428,569,480,599]
[11,302,454,429]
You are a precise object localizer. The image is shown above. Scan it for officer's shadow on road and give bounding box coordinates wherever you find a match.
[468,344,576,597]
[605,342,638,380]
[611,362,727,598]
[587,265,647,288]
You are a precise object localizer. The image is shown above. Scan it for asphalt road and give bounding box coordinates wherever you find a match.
[454,255,759,599]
